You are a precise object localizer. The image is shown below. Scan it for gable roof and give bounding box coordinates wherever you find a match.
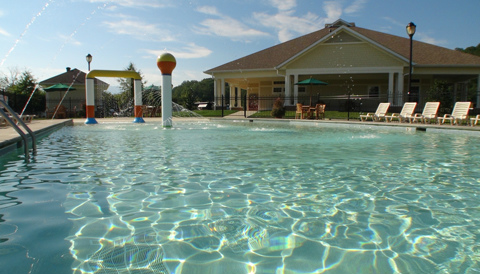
[353,27,480,66]
[39,68,109,87]
[205,21,480,74]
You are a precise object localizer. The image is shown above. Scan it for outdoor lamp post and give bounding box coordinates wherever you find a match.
[86,54,92,71]
[406,22,416,101]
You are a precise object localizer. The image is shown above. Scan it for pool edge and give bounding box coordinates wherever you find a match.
[0,119,74,156]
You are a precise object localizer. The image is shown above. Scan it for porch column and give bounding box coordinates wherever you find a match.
[213,78,218,110]
[397,73,404,105]
[388,72,394,104]
[293,74,299,104]
[220,78,225,110]
[285,75,291,106]
[229,85,234,109]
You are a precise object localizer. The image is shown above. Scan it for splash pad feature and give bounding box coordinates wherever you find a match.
[157,53,176,127]
[85,70,144,124]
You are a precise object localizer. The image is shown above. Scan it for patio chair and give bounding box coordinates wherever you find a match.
[315,104,326,120]
[471,115,480,126]
[437,101,472,125]
[46,105,67,119]
[385,102,417,122]
[22,115,35,123]
[360,102,390,122]
[410,102,440,123]
[295,103,308,119]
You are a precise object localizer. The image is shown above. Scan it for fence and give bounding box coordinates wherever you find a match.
[214,94,393,119]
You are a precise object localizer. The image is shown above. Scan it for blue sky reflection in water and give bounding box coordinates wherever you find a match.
[1,0,479,90]
[1,121,480,273]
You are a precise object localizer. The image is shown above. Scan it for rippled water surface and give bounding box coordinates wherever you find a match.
[1,121,480,273]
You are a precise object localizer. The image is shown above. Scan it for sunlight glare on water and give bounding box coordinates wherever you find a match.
[1,121,480,273]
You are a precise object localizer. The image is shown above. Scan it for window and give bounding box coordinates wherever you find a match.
[368,86,379,97]
[273,87,284,93]
[298,86,306,93]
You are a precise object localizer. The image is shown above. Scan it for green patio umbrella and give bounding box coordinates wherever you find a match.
[295,77,328,86]
[44,83,76,92]
[295,77,328,105]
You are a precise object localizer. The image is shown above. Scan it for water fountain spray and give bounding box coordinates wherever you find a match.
[20,84,39,117]
[156,53,176,128]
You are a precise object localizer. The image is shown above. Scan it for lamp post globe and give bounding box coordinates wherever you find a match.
[406,22,416,37]
[406,22,416,102]
[86,54,92,71]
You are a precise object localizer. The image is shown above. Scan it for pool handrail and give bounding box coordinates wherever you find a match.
[0,101,37,161]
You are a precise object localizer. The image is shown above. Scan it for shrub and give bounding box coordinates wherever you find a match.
[271,97,286,118]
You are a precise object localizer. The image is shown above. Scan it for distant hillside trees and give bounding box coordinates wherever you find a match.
[172,78,214,110]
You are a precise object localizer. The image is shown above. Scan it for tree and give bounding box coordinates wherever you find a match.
[0,68,44,114]
[455,43,480,57]
[102,90,118,117]
[425,80,454,115]
[116,62,147,112]
[172,78,215,109]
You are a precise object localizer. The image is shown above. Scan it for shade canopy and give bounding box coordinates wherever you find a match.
[44,83,76,92]
[295,78,328,86]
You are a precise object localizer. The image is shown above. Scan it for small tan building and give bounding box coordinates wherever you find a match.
[40,67,109,117]
[205,19,480,112]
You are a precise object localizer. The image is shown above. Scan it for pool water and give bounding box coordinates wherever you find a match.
[1,121,480,273]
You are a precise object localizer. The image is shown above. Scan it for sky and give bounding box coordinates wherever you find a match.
[0,0,479,92]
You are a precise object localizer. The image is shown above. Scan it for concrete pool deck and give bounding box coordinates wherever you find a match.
[0,119,74,153]
[1,116,480,155]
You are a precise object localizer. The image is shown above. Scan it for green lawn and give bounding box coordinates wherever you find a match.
[193,110,237,117]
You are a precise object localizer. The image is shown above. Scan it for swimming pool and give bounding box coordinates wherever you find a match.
[1,120,480,273]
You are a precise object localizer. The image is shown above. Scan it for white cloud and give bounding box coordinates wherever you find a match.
[269,0,296,11]
[196,6,220,16]
[167,43,213,59]
[58,34,82,46]
[254,0,369,43]
[344,0,367,14]
[103,16,175,42]
[254,11,322,42]
[144,43,212,59]
[381,17,447,46]
[416,33,447,46]
[323,1,343,22]
[382,16,403,27]
[195,6,269,40]
[0,27,10,37]
[196,18,269,39]
[88,0,170,8]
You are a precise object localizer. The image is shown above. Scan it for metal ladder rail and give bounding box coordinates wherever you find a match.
[0,101,37,161]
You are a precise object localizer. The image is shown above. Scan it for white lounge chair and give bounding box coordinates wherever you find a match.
[385,102,417,122]
[437,102,472,125]
[471,115,480,126]
[360,102,390,122]
[410,102,440,123]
